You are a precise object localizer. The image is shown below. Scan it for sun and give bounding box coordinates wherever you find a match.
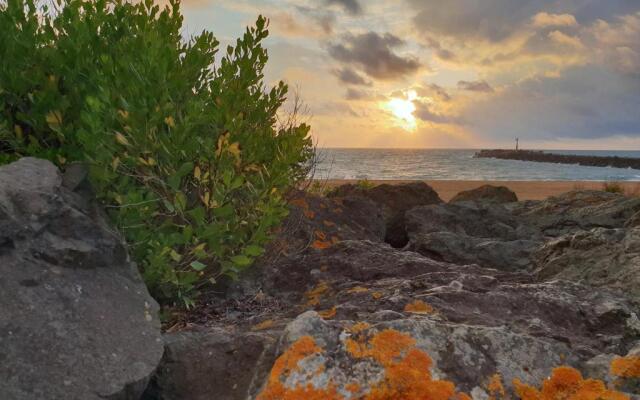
[386,90,417,131]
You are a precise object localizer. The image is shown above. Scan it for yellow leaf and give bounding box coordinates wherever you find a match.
[114,132,130,146]
[111,157,120,170]
[228,142,241,157]
[164,116,175,128]
[194,166,201,180]
[46,110,63,128]
[138,157,148,166]
[56,155,66,165]
[193,243,206,252]
[117,109,129,119]
[14,125,23,139]
[146,157,156,166]
[200,191,211,207]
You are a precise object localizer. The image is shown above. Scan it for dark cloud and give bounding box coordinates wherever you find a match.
[458,80,494,92]
[333,67,372,86]
[413,100,462,124]
[416,83,452,102]
[407,0,640,43]
[328,32,421,80]
[464,65,640,140]
[325,0,363,16]
[345,88,368,100]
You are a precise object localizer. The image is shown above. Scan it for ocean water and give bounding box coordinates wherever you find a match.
[314,149,640,181]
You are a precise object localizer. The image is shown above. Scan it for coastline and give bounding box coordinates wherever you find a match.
[316,179,640,201]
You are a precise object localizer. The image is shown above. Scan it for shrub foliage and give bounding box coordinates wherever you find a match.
[0,0,313,306]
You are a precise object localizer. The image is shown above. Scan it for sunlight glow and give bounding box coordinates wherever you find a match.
[387,90,417,131]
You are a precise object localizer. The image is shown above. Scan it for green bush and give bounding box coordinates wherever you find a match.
[0,0,313,307]
[603,181,625,194]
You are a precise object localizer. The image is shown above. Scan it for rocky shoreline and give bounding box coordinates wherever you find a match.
[476,149,640,170]
[1,159,639,399]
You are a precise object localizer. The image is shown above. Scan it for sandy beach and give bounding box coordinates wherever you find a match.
[319,180,640,201]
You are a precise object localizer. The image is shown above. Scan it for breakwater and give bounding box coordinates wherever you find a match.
[475,149,640,170]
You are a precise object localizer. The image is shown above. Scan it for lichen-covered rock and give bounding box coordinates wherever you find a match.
[328,182,443,247]
[145,328,278,400]
[450,184,518,204]
[533,227,640,303]
[0,158,163,400]
[253,312,638,399]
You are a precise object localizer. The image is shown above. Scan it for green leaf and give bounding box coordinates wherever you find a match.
[244,245,264,257]
[190,261,206,271]
[230,255,252,267]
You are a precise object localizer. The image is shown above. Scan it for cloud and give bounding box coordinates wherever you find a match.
[413,100,462,124]
[531,12,578,28]
[333,67,372,86]
[328,32,422,80]
[325,0,362,16]
[269,11,334,38]
[415,83,452,102]
[457,80,494,92]
[588,11,640,75]
[345,88,368,100]
[463,65,640,141]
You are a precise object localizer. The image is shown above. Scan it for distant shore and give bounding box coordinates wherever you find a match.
[316,179,640,201]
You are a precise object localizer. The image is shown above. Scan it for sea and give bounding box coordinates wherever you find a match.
[314,149,640,181]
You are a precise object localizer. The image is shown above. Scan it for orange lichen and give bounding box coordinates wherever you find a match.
[349,322,371,334]
[611,356,640,378]
[347,286,369,294]
[371,292,384,300]
[331,236,340,244]
[251,319,275,331]
[304,209,316,219]
[513,366,630,400]
[289,198,309,208]
[346,382,361,394]
[312,240,332,250]
[345,328,463,400]
[318,306,337,319]
[258,336,343,400]
[315,230,327,240]
[323,220,336,227]
[487,374,506,400]
[404,300,436,314]
[305,281,329,306]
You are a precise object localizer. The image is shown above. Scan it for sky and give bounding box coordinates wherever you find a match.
[179,0,640,149]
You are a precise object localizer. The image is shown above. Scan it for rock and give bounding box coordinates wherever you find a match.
[328,182,443,248]
[533,227,640,303]
[405,201,541,270]
[516,190,640,236]
[0,158,163,400]
[263,191,386,263]
[626,210,640,228]
[450,184,518,204]
[145,328,278,400]
[253,311,638,398]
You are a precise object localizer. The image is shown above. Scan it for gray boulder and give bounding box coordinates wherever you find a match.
[328,181,443,247]
[145,328,278,400]
[0,158,163,400]
[516,190,640,236]
[405,201,541,271]
[534,227,640,303]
